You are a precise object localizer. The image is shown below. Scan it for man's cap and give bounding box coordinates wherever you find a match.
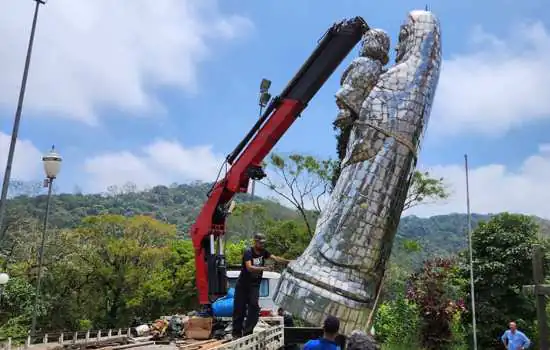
[254,233,266,243]
[323,315,340,334]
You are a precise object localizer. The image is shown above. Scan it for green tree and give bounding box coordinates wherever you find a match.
[263,219,310,261]
[382,240,423,300]
[72,214,177,327]
[226,202,269,238]
[225,241,248,265]
[262,153,338,236]
[0,180,42,244]
[166,239,199,312]
[37,228,96,331]
[0,276,45,341]
[461,213,542,349]
[403,171,449,212]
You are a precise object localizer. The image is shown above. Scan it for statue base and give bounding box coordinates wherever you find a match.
[274,266,374,335]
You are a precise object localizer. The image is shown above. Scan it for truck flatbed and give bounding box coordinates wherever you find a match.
[124,325,285,350]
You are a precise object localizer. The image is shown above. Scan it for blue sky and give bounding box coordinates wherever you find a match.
[2,0,550,218]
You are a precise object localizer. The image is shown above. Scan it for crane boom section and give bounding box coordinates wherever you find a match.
[190,17,369,305]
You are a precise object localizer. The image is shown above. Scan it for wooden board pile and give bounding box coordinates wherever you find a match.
[176,339,229,350]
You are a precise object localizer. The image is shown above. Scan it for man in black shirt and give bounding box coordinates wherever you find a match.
[232,233,290,338]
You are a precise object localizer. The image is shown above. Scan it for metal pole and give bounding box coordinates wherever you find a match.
[0,0,44,242]
[30,177,53,338]
[464,154,478,350]
[249,104,264,200]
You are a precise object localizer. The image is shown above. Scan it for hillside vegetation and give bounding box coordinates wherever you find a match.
[7,181,548,260]
[4,179,550,349]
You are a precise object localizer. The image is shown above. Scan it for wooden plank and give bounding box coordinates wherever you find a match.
[112,341,156,350]
[198,341,223,349]
[177,339,218,350]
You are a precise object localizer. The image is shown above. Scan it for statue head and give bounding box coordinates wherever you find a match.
[359,28,390,65]
[395,10,441,63]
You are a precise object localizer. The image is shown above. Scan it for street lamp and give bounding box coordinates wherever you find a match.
[30,145,61,338]
[0,0,49,242]
[250,78,272,199]
[0,273,9,305]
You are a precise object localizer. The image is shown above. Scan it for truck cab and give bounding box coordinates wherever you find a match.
[226,270,281,316]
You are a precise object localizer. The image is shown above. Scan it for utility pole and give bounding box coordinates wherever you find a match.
[464,154,478,350]
[0,0,47,241]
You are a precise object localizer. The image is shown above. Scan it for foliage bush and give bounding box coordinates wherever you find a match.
[460,213,542,348]
[0,316,30,343]
[449,311,468,350]
[78,319,93,331]
[406,257,466,350]
[375,296,421,348]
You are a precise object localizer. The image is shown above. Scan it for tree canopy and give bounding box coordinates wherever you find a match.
[460,213,546,348]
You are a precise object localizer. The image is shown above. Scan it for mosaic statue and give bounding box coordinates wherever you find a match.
[273,10,442,335]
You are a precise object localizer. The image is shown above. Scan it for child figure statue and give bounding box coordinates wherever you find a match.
[331,28,390,186]
[334,28,390,129]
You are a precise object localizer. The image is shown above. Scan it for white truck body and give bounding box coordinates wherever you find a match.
[226,270,281,315]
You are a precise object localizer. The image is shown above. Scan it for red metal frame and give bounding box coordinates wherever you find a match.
[191,99,304,305]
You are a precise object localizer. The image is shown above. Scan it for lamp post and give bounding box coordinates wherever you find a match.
[0,273,9,305]
[30,145,61,338]
[250,78,272,198]
[0,0,48,242]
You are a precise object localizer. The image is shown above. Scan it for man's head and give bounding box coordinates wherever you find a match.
[277,307,284,316]
[323,315,340,339]
[509,321,517,332]
[253,233,266,251]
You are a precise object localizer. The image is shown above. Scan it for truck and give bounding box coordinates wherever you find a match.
[226,269,281,316]
[186,15,370,349]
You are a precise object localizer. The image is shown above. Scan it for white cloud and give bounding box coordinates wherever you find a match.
[432,21,550,136]
[407,144,550,219]
[0,133,43,182]
[0,0,252,124]
[83,140,224,192]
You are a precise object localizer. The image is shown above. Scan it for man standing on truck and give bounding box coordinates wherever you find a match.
[232,233,290,338]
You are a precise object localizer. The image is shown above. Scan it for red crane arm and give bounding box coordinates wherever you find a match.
[190,17,369,306]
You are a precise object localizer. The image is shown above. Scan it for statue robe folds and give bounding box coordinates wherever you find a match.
[273,10,442,335]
